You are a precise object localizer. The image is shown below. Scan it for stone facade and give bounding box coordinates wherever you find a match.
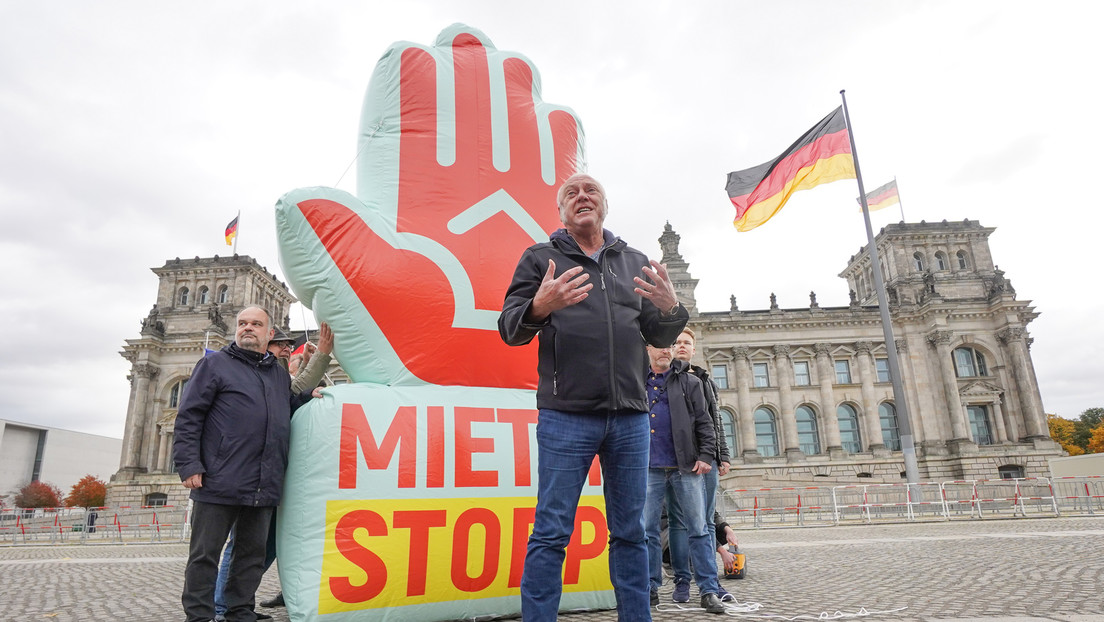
[662,219,1061,488]
[105,255,347,507]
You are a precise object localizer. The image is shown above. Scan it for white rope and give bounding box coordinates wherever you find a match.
[655,602,908,619]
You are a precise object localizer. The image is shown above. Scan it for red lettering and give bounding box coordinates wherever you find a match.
[450,508,501,592]
[588,456,602,486]
[508,506,536,588]
[427,406,445,488]
[564,505,608,585]
[329,510,388,603]
[455,407,497,487]
[338,404,417,489]
[497,408,537,486]
[393,510,448,596]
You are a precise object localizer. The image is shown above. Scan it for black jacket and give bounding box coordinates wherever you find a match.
[173,342,310,507]
[688,364,731,464]
[499,228,689,413]
[660,359,717,473]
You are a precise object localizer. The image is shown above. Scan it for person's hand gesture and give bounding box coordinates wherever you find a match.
[276,25,583,388]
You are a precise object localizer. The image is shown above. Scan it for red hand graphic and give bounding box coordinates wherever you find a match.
[284,26,582,389]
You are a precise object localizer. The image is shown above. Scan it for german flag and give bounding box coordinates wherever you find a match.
[726,107,855,232]
[859,179,899,212]
[224,215,239,246]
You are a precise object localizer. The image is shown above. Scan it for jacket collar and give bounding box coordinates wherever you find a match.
[550,228,625,256]
[226,342,275,367]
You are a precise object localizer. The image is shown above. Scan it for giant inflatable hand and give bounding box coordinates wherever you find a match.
[276,23,583,389]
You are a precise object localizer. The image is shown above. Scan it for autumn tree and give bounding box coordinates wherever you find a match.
[1088,426,1104,454]
[65,475,107,508]
[1069,407,1104,454]
[14,481,63,508]
[1047,414,1084,456]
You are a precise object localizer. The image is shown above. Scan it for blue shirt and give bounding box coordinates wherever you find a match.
[647,368,677,468]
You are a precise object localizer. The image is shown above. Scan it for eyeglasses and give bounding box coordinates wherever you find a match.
[273,342,293,349]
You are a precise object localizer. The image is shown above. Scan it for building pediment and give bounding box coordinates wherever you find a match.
[959,380,1003,397]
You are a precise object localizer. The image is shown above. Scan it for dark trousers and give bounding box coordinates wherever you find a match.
[182,500,274,622]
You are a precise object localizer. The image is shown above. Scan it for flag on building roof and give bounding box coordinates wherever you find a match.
[858,179,900,212]
[726,106,856,232]
[224,216,239,246]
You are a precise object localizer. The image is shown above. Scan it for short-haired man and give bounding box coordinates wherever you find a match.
[643,343,725,614]
[668,328,733,602]
[174,306,316,622]
[500,173,689,621]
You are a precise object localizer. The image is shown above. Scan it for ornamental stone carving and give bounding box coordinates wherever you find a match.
[926,330,953,347]
[996,326,1026,344]
[133,363,159,379]
[894,338,908,353]
[813,342,833,356]
[772,344,791,357]
[732,346,751,360]
[854,340,873,355]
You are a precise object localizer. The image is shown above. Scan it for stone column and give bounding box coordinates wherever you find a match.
[997,327,1047,439]
[813,343,842,451]
[732,347,759,458]
[926,330,969,440]
[990,396,1008,444]
[774,345,800,456]
[155,428,170,472]
[855,341,884,450]
[121,363,157,470]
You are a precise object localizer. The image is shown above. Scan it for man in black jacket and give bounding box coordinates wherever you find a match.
[499,173,688,622]
[174,305,314,622]
[643,344,725,614]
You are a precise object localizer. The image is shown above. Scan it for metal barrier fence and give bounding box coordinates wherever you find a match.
[718,477,1104,529]
[0,505,189,545]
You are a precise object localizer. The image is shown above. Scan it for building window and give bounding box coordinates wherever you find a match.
[169,379,188,409]
[711,364,729,390]
[953,347,988,377]
[912,252,925,272]
[837,404,862,453]
[752,362,769,388]
[796,405,820,454]
[793,361,811,386]
[875,358,890,383]
[720,408,738,456]
[145,493,168,507]
[754,407,779,457]
[198,286,209,305]
[834,360,852,384]
[998,465,1024,480]
[956,250,969,270]
[178,287,189,306]
[935,252,948,271]
[217,284,229,304]
[879,402,901,451]
[968,405,994,445]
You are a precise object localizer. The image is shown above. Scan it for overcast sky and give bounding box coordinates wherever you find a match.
[2,1,1100,439]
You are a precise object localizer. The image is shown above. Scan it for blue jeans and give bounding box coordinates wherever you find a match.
[646,468,719,596]
[214,514,279,617]
[667,460,719,585]
[521,409,651,622]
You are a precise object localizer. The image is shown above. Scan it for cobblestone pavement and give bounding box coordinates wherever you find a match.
[2,516,1103,621]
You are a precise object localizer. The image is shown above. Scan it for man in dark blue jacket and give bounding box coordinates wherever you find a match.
[173,305,314,622]
[499,173,689,622]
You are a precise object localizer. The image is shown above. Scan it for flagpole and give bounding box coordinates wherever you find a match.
[894,176,906,221]
[232,210,240,255]
[840,90,920,484]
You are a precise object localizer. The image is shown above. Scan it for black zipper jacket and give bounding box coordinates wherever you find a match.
[499,228,689,413]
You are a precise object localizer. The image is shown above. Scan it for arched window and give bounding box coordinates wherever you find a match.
[879,402,901,451]
[935,252,948,271]
[168,379,189,409]
[912,252,925,272]
[178,287,189,306]
[795,405,820,455]
[956,250,969,270]
[198,286,209,305]
[953,347,988,377]
[837,404,862,453]
[720,408,738,457]
[145,493,168,507]
[968,405,994,445]
[217,284,229,304]
[754,407,779,457]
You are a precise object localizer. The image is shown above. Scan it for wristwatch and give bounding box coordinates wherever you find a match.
[664,302,681,316]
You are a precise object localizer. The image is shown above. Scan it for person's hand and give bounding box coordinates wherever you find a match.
[182,474,203,489]
[718,544,736,567]
[633,260,679,313]
[526,260,592,322]
[719,461,730,476]
[724,526,738,547]
[276,25,582,388]
[311,386,326,399]
[692,460,712,475]
[316,322,334,355]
